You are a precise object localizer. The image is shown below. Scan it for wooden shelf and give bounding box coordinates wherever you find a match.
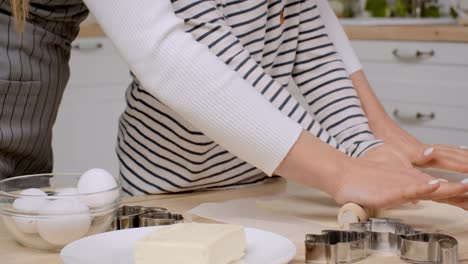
[79,23,105,38]
[343,25,468,43]
[79,23,468,43]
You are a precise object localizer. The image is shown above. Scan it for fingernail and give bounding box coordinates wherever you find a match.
[461,178,468,184]
[424,147,434,156]
[437,178,448,183]
[460,146,468,150]
[428,179,440,185]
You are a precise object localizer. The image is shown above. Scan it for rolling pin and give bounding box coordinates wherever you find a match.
[337,203,376,230]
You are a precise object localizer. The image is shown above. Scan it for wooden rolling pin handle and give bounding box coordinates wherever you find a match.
[337,203,374,230]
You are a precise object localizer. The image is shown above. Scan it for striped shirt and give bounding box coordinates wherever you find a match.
[118,0,382,195]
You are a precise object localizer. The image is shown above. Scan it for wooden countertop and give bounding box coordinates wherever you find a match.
[2,179,468,264]
[344,25,468,43]
[78,23,468,42]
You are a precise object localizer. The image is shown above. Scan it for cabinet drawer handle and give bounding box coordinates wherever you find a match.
[392,49,435,60]
[72,42,103,51]
[393,110,435,121]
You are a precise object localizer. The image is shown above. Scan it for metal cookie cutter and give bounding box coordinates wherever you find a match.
[305,230,369,263]
[305,218,458,264]
[350,218,458,264]
[349,218,418,253]
[111,205,184,230]
[399,233,458,264]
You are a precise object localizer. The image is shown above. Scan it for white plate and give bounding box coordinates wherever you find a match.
[61,226,296,264]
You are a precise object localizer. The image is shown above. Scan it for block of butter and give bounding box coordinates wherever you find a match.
[135,223,246,264]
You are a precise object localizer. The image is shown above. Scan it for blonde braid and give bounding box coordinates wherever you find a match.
[10,0,29,31]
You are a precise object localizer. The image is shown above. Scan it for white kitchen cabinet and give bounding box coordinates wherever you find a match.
[352,40,468,145]
[52,37,131,176]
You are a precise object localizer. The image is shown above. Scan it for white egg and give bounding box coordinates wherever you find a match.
[37,199,91,246]
[13,188,48,211]
[12,188,49,234]
[77,168,119,208]
[13,216,39,234]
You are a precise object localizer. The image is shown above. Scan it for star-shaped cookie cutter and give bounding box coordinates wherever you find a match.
[305,218,458,264]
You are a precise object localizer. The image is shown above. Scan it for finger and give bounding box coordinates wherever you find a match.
[433,144,468,152]
[364,170,436,208]
[433,145,468,158]
[412,146,436,167]
[433,195,468,210]
[401,180,440,201]
[421,146,468,172]
[407,170,436,182]
[425,182,468,200]
[373,177,440,209]
[435,194,468,204]
[426,150,468,173]
[414,144,468,173]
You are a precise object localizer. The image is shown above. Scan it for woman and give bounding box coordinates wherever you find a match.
[1,0,467,210]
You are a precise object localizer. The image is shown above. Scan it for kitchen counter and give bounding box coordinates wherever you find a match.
[2,179,296,264]
[2,178,468,264]
[78,23,468,42]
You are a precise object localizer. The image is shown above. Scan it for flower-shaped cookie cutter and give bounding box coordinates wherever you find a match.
[305,218,458,264]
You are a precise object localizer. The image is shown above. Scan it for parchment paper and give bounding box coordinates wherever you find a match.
[257,186,468,231]
[189,181,468,260]
[188,198,327,243]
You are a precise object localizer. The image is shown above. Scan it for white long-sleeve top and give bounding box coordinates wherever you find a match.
[83,0,378,194]
[83,0,303,178]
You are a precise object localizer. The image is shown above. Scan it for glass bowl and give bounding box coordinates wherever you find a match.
[0,173,122,251]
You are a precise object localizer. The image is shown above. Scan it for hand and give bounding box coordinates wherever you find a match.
[331,158,441,209]
[371,115,468,173]
[368,119,468,209]
[359,143,411,168]
[359,143,468,209]
[275,131,468,210]
[359,144,420,205]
